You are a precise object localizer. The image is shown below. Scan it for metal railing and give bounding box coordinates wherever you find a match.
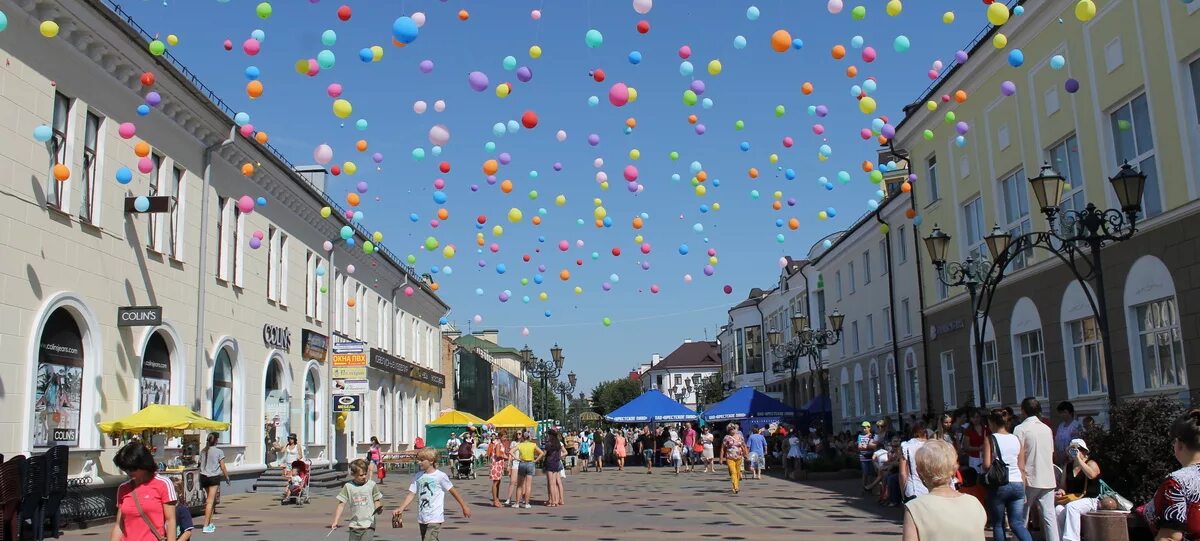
[102,1,426,284]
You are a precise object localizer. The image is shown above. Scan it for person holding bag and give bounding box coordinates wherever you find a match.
[1054,438,1102,541]
[110,442,178,541]
[981,409,1033,541]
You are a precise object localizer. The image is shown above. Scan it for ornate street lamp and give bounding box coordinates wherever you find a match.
[522,344,565,421]
[767,310,843,409]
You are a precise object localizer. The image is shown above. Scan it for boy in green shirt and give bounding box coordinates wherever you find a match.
[330,459,383,541]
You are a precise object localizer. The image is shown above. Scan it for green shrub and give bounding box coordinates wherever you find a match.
[1080,395,1186,504]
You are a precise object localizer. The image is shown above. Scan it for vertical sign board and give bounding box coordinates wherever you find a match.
[332,338,369,395]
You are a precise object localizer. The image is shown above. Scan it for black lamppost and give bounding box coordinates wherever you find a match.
[556,372,577,425]
[521,344,565,421]
[767,310,845,408]
[924,162,1146,407]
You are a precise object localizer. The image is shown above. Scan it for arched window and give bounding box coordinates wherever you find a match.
[304,368,319,445]
[1123,255,1186,392]
[34,308,85,448]
[839,367,851,418]
[377,385,391,442]
[141,332,172,409]
[853,364,865,418]
[263,358,290,464]
[1010,298,1048,400]
[868,360,881,415]
[904,350,920,412]
[213,348,234,444]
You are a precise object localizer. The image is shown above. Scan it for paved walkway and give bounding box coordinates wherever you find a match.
[62,466,902,540]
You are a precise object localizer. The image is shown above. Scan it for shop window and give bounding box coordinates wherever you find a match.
[34,308,84,447]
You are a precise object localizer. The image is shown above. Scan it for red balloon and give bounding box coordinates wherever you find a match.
[140,72,156,87]
[476,215,487,224]
[522,254,531,262]
[592,69,606,83]
[337,5,352,21]
[611,247,621,256]
[636,20,650,34]
[438,161,451,173]
[521,111,539,129]
[330,165,341,176]
[723,285,733,294]
[576,259,583,266]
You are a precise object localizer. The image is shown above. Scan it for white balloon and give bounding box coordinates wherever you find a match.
[632,0,652,14]
[413,100,427,114]
[428,124,450,146]
[827,0,843,14]
[313,144,334,165]
[556,130,567,142]
[411,12,426,27]
[433,99,446,112]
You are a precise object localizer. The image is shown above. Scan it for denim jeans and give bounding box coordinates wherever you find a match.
[885,473,901,505]
[987,482,1034,541]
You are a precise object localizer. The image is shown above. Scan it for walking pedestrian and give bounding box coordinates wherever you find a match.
[964,409,989,473]
[367,437,383,484]
[513,431,543,509]
[898,420,929,502]
[683,423,697,473]
[198,433,230,533]
[1015,398,1059,541]
[592,430,606,473]
[577,430,592,473]
[393,448,471,541]
[857,421,878,490]
[543,429,565,507]
[701,426,716,473]
[982,409,1034,541]
[112,442,178,541]
[637,426,655,474]
[613,429,627,471]
[902,439,986,541]
[487,433,510,507]
[329,459,382,541]
[722,423,748,495]
[747,426,767,480]
[564,430,579,474]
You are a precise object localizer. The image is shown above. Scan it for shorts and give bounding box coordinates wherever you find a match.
[642,450,654,463]
[748,453,764,469]
[566,448,577,457]
[418,523,441,541]
[347,527,374,541]
[200,474,221,489]
[517,461,535,477]
[672,456,682,467]
[578,451,590,460]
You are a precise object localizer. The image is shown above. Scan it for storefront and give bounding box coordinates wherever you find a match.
[34,308,86,448]
[301,330,328,447]
[263,323,293,465]
[368,348,446,448]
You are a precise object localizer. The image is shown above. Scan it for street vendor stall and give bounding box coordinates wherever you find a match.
[98,404,230,509]
[486,405,537,432]
[424,410,487,449]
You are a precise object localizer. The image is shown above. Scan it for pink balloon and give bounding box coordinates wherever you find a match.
[812,125,825,135]
[405,286,415,296]
[411,12,426,27]
[323,241,334,251]
[137,157,154,174]
[313,144,333,164]
[530,9,541,20]
[239,124,255,138]
[623,165,638,181]
[326,83,343,98]
[608,83,629,106]
[118,122,136,139]
[243,38,261,56]
[678,45,691,59]
[237,195,255,213]
[862,46,877,63]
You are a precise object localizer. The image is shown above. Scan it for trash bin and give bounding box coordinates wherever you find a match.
[1080,511,1130,541]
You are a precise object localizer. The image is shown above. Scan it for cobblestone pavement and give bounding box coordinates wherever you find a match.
[61,466,902,541]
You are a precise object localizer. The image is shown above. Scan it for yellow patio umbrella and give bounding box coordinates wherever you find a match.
[486,405,537,428]
[429,410,487,426]
[99,404,230,435]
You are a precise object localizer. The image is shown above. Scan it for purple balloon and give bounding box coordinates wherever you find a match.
[498,152,512,165]
[356,181,369,193]
[787,197,797,206]
[1065,78,1080,93]
[553,162,563,171]
[498,292,510,302]
[627,182,639,192]
[516,66,533,82]
[881,124,896,139]
[815,105,829,117]
[470,184,479,192]
[690,80,706,94]
[419,60,434,73]
[537,264,546,272]
[478,259,487,267]
[145,91,162,107]
[467,71,489,92]
[602,282,612,291]
[372,152,383,163]
[1000,81,1017,96]
[955,121,970,135]
[249,237,262,249]
[694,124,706,135]
[486,175,498,185]
[954,50,969,63]
[587,133,600,146]
[703,264,715,276]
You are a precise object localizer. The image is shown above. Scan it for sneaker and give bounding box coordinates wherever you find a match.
[503,499,510,505]
[523,503,532,509]
[511,502,521,508]
[202,525,216,534]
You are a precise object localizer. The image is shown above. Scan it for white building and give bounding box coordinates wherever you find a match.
[639,341,720,411]
[0,0,448,482]
[724,289,772,392]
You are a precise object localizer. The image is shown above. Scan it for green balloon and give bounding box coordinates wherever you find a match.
[406,254,417,264]
[148,40,166,56]
[851,5,866,20]
[669,151,679,160]
[923,129,934,140]
[319,286,328,294]
[256,2,273,19]
[584,29,603,48]
[734,120,745,130]
[944,111,956,124]
[362,241,375,254]
[683,90,698,106]
[424,237,439,251]
[774,105,786,117]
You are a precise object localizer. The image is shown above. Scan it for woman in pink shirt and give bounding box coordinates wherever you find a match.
[111,443,178,541]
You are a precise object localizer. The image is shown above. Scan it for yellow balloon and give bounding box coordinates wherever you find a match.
[507,207,524,223]
[926,100,939,111]
[593,206,607,219]
[1075,0,1096,21]
[769,154,779,164]
[538,292,548,301]
[859,96,877,114]
[296,59,310,74]
[574,286,583,295]
[707,59,722,75]
[708,256,718,265]
[993,33,1008,49]
[333,99,353,119]
[634,235,644,244]
[695,184,707,196]
[343,161,357,175]
[599,181,610,190]
[593,198,603,206]
[555,194,567,206]
[818,154,828,162]
[442,245,456,259]
[773,191,783,200]
[629,148,641,160]
[320,206,332,218]
[529,45,542,59]
[39,21,59,38]
[942,11,955,24]
[167,34,180,46]
[627,87,638,103]
[987,3,1009,26]
[492,225,504,237]
[496,84,510,98]
[712,203,721,211]
[818,210,829,220]
[886,0,902,16]
[371,45,384,62]
[373,231,384,242]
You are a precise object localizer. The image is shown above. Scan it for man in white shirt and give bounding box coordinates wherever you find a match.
[1015,397,1059,541]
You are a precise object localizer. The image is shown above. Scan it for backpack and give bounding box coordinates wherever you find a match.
[983,434,1010,488]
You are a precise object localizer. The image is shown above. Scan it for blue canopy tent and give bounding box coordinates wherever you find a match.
[605,391,698,423]
[702,387,797,422]
[797,395,833,434]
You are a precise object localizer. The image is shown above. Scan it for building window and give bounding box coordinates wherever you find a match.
[866,314,875,348]
[140,332,172,409]
[674,374,683,386]
[303,368,319,445]
[1135,298,1187,390]
[1192,59,1200,125]
[940,351,957,409]
[884,358,897,413]
[1110,93,1162,217]
[851,321,860,353]
[79,111,102,224]
[216,197,230,281]
[898,226,908,264]
[1048,135,1086,215]
[868,361,882,415]
[48,92,73,211]
[1001,169,1032,269]
[879,239,889,275]
[839,368,851,419]
[147,154,164,251]
[816,290,827,330]
[904,351,920,412]
[168,166,185,260]
[213,347,234,444]
[377,299,390,351]
[937,278,950,301]
[853,366,865,417]
[980,339,1000,405]
[34,308,86,448]
[354,285,367,339]
[745,325,763,374]
[232,203,246,287]
[926,155,940,202]
[863,251,872,284]
[882,308,892,342]
[963,196,985,259]
[1017,331,1048,400]
[901,298,912,336]
[267,228,289,303]
[1068,317,1106,396]
[305,251,317,319]
[848,262,856,294]
[735,328,746,374]
[836,271,843,301]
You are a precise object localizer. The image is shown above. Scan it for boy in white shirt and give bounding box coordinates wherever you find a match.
[394,448,471,541]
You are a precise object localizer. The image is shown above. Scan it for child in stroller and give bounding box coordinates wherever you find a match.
[454,435,477,480]
[280,460,310,505]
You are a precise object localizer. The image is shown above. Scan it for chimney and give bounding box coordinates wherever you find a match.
[472,329,501,344]
[294,165,328,194]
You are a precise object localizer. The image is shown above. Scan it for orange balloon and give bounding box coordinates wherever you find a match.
[476,236,486,246]
[801,82,814,95]
[482,159,499,176]
[862,161,875,173]
[392,38,405,47]
[134,141,151,158]
[748,167,759,179]
[53,164,70,182]
[437,208,449,220]
[832,45,846,60]
[846,65,858,78]
[347,298,356,308]
[531,215,542,225]
[632,217,644,229]
[901,182,912,193]
[430,282,439,291]
[500,179,514,193]
[246,80,263,99]
[625,117,637,129]
[346,192,360,206]
[355,140,368,152]
[877,135,890,145]
[559,269,571,281]
[772,201,782,211]
[255,132,269,144]
[696,171,708,182]
[458,9,469,20]
[594,219,604,228]
[770,30,792,53]
[905,208,917,219]
[241,163,255,176]
[788,218,800,230]
[955,90,968,103]
[687,114,697,124]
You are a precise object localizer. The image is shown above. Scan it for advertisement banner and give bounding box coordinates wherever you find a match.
[333,395,361,412]
[332,366,368,379]
[333,379,369,394]
[301,329,329,361]
[492,368,518,411]
[333,353,367,368]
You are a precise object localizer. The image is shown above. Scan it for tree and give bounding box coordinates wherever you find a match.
[530,382,564,422]
[1080,395,1185,503]
[590,378,643,416]
[697,372,725,409]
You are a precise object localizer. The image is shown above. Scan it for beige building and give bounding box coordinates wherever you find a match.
[0,0,449,484]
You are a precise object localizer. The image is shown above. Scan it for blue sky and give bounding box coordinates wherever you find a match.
[114,0,990,392]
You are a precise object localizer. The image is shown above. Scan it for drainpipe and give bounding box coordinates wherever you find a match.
[753,299,768,392]
[911,194,934,416]
[194,127,237,413]
[876,211,905,436]
[800,268,813,406]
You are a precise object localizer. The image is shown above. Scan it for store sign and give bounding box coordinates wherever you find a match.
[117,306,162,327]
[369,348,446,388]
[263,324,291,352]
[333,379,369,394]
[332,337,368,354]
[333,394,361,412]
[928,319,966,340]
[332,367,368,379]
[333,353,367,368]
[301,330,328,361]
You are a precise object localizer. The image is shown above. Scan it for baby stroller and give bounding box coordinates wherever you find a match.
[281,460,310,505]
[453,440,476,480]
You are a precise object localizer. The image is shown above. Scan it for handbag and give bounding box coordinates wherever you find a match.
[692,443,704,454]
[1098,480,1134,511]
[982,434,1009,487]
[131,485,167,541]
